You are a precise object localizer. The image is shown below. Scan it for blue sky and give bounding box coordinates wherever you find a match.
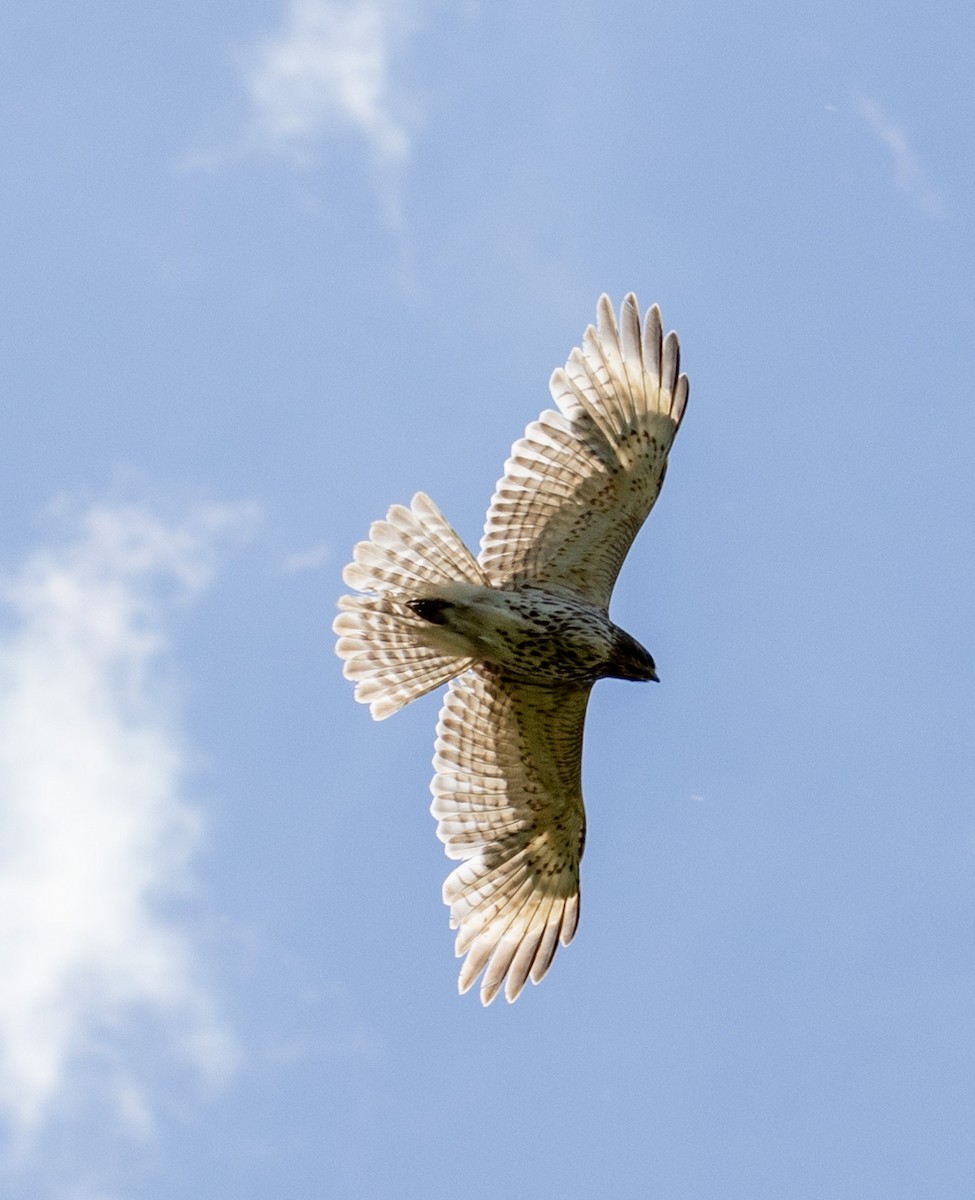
[2,2,973,1197]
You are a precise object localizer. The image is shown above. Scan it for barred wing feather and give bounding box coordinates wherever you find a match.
[479,293,688,609]
[431,667,589,1005]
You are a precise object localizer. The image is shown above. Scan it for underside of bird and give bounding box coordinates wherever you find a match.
[334,293,689,1004]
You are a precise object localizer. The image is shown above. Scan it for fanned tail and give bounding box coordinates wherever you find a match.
[334,493,488,720]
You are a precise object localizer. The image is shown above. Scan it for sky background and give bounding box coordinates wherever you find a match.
[1,2,974,1197]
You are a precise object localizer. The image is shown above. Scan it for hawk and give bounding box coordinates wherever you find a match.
[334,294,689,1004]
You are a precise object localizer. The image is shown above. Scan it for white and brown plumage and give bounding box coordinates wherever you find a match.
[334,294,689,1004]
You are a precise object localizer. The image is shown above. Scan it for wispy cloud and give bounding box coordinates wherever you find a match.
[857,96,944,218]
[242,0,413,166]
[0,501,253,1142]
[280,542,330,573]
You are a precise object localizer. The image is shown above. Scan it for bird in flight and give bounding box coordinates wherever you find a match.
[334,294,689,1004]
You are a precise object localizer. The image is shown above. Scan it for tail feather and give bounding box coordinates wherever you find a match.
[334,494,485,720]
[342,492,487,595]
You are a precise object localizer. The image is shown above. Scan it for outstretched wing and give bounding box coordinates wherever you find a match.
[431,666,589,1005]
[479,293,689,610]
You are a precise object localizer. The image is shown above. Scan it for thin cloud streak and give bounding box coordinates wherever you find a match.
[281,542,330,573]
[0,502,252,1140]
[857,96,944,218]
[243,0,413,165]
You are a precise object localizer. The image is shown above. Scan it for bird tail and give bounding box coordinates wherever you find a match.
[334,493,488,720]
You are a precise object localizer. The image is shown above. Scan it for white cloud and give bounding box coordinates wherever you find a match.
[243,0,413,165]
[857,96,944,219]
[0,501,252,1140]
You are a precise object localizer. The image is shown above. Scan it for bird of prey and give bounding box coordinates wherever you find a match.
[334,294,689,1005]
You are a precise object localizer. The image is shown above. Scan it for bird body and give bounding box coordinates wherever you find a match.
[408,586,658,687]
[334,294,689,1004]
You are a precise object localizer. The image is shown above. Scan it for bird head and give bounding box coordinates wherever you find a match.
[607,627,659,682]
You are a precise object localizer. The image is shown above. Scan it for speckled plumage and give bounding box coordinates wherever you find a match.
[334,294,689,1004]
